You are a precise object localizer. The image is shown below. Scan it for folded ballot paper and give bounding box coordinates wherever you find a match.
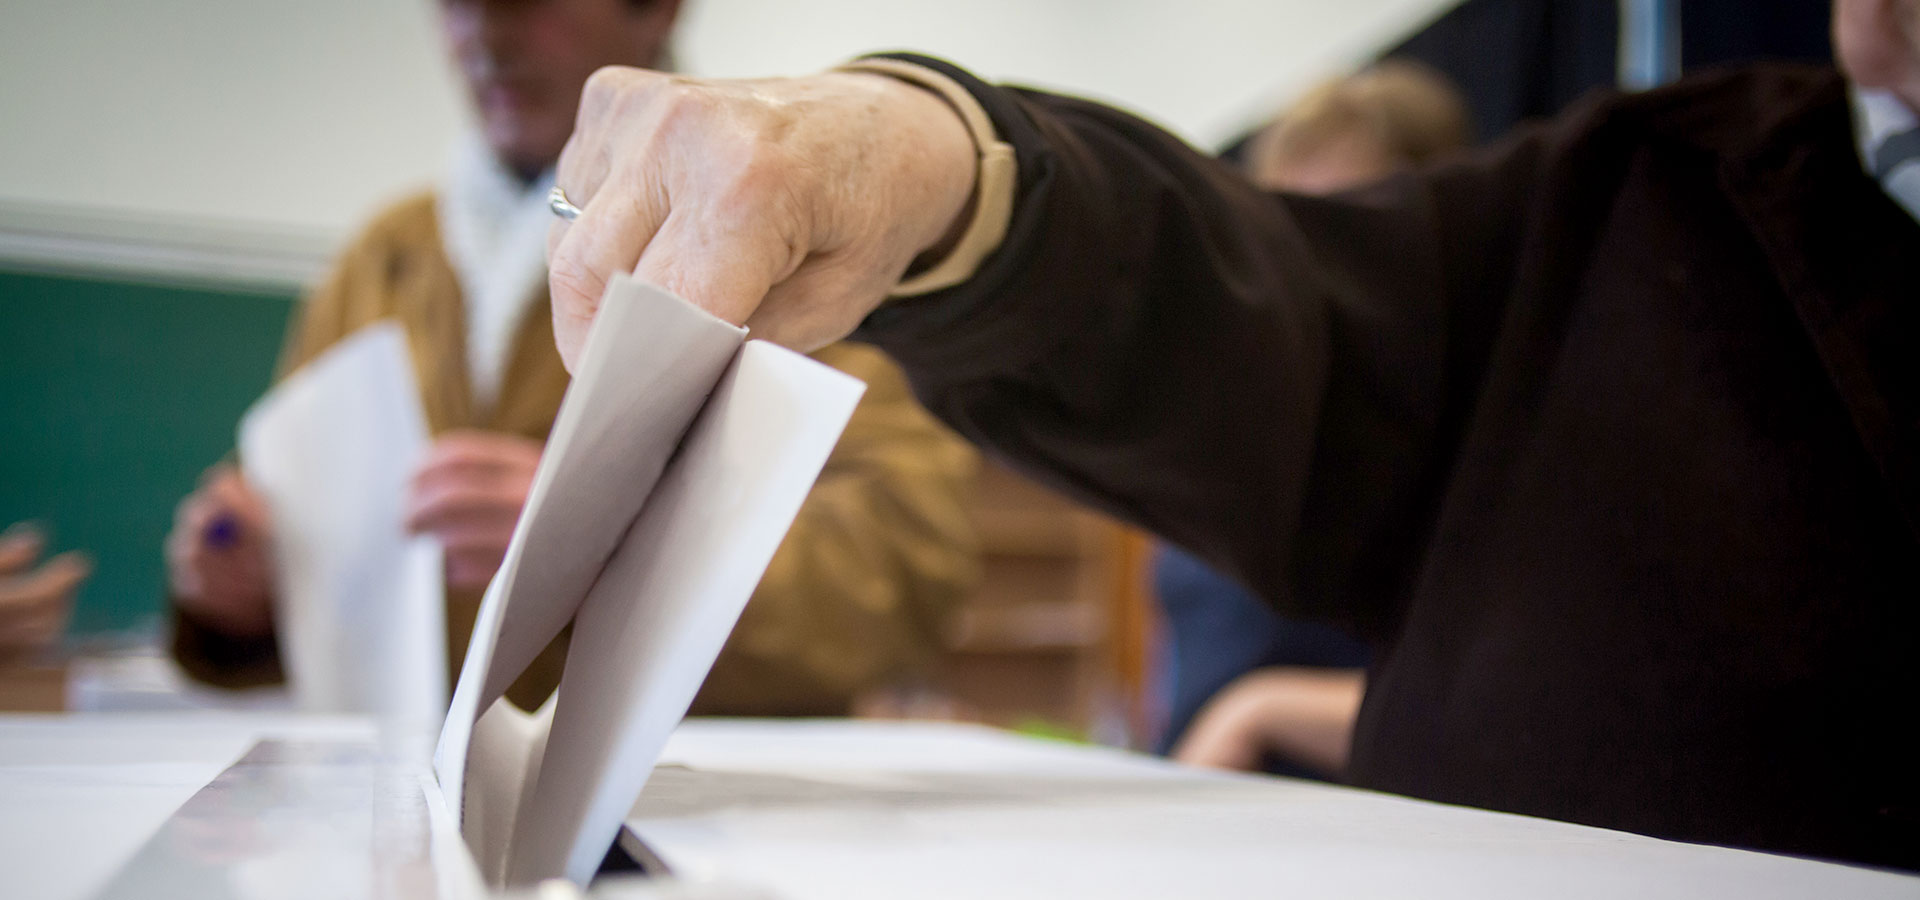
[239,322,447,745]
[432,275,866,888]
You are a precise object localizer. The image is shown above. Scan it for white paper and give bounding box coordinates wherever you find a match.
[433,276,864,888]
[238,322,445,749]
[508,341,865,886]
[459,697,554,886]
[435,275,745,818]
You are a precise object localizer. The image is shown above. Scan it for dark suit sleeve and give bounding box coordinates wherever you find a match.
[854,54,1547,637]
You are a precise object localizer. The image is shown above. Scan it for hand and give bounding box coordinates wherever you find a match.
[545,66,978,367]
[166,465,276,638]
[0,523,89,654]
[1172,667,1366,776]
[405,430,542,589]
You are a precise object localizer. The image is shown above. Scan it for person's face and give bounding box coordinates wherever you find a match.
[441,0,681,177]
[1834,0,1920,108]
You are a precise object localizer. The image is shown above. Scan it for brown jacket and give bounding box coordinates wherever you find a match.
[856,57,1919,869]
[174,191,978,715]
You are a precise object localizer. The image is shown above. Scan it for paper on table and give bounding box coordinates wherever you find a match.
[434,275,745,817]
[434,276,862,888]
[238,322,445,748]
[506,341,865,886]
[460,696,554,885]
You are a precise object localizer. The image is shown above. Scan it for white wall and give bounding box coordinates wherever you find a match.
[0,0,1455,280]
[0,0,467,246]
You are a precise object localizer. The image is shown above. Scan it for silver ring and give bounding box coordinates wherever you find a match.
[548,185,583,222]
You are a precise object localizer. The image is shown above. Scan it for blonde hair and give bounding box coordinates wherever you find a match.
[1253,60,1473,175]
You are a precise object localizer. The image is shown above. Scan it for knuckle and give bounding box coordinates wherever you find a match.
[582,65,641,103]
[547,252,609,307]
[649,81,730,146]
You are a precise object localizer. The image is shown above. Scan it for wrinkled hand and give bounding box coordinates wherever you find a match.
[1172,667,1366,776]
[545,66,978,367]
[406,430,542,589]
[167,465,276,638]
[0,523,88,654]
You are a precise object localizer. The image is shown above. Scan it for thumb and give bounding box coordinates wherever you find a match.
[0,524,45,577]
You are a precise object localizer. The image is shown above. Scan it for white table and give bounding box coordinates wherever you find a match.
[630,720,1920,900]
[0,713,377,900]
[5,714,1917,900]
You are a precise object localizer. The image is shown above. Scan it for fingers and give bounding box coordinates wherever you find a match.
[408,432,539,535]
[560,65,655,202]
[408,432,539,590]
[0,523,46,576]
[203,467,270,533]
[547,66,975,365]
[0,551,91,609]
[166,468,276,636]
[444,548,509,590]
[548,67,678,370]
[412,481,519,590]
[416,430,542,476]
[747,244,902,351]
[547,181,666,369]
[0,551,88,652]
[630,208,789,332]
[405,484,521,549]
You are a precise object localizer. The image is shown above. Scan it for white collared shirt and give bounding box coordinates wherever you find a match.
[435,134,556,411]
[1852,86,1920,225]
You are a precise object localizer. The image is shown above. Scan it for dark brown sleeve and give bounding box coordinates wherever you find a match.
[853,54,1548,637]
[170,609,284,689]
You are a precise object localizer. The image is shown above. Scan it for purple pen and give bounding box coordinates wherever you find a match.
[203,514,240,550]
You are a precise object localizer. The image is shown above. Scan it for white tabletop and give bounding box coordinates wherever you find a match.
[8,715,1918,900]
[0,713,375,900]
[631,719,1920,900]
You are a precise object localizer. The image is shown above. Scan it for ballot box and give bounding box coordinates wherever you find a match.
[6,714,1919,900]
[621,720,1920,900]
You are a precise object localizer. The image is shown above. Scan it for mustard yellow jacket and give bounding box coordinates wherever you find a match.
[173,192,978,715]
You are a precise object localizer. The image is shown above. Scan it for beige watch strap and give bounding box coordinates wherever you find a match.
[834,58,1018,297]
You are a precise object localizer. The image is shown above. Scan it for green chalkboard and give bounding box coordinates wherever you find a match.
[0,267,296,634]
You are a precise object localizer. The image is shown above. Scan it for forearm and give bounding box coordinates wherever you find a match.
[544,54,1534,634]
[1246,668,1367,776]
[854,61,1345,620]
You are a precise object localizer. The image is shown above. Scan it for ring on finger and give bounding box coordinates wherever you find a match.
[548,186,583,222]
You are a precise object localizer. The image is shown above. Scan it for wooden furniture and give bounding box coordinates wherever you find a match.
[863,461,1156,743]
[0,656,67,712]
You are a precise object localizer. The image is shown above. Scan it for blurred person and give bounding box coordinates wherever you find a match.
[1245,60,1472,192]
[1163,62,1473,777]
[165,0,978,716]
[0,523,89,656]
[1156,545,1368,777]
[529,0,1920,868]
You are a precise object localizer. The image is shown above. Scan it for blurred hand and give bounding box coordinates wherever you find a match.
[1173,667,1366,776]
[167,465,276,638]
[545,66,978,366]
[406,430,542,590]
[0,523,89,654]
